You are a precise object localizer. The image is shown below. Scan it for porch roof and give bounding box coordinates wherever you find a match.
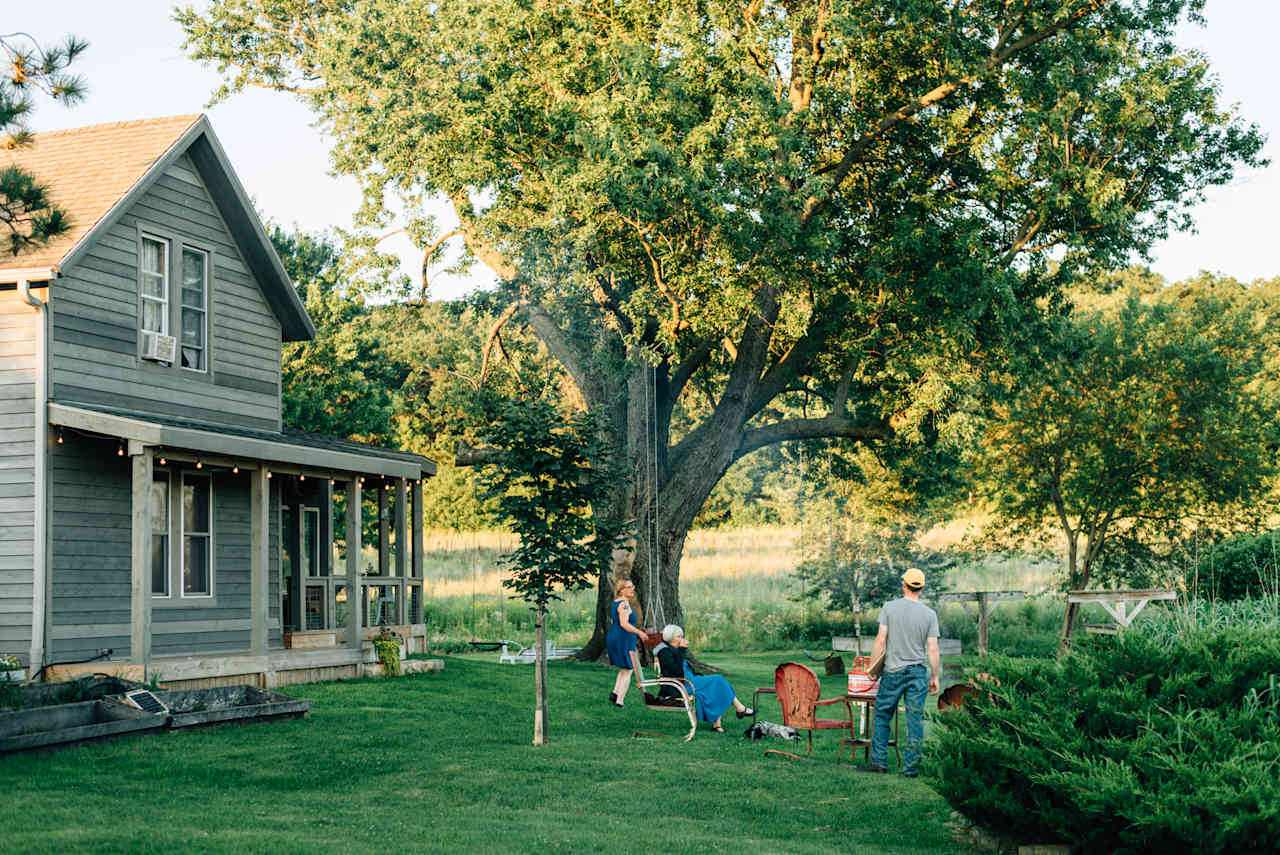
[49,403,436,480]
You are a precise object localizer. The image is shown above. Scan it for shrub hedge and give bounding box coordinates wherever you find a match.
[1195,530,1280,601]
[926,606,1280,854]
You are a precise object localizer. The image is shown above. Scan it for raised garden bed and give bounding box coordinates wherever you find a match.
[154,685,311,728]
[0,698,166,754]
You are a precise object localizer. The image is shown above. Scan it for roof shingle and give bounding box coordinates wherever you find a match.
[2,114,201,270]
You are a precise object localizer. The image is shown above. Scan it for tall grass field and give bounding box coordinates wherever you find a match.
[421,526,1107,658]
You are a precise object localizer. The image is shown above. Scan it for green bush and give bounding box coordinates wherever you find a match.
[927,603,1280,853]
[1195,530,1280,601]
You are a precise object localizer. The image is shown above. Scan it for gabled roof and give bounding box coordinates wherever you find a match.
[0,114,315,341]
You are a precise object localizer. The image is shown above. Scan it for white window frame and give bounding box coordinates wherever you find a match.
[139,234,170,336]
[181,472,214,599]
[179,245,209,373]
[136,223,215,374]
[151,471,170,599]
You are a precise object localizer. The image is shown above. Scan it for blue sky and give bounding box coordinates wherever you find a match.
[12,1,1278,298]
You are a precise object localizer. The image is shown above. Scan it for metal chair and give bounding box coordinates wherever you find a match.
[769,662,855,761]
[627,648,697,741]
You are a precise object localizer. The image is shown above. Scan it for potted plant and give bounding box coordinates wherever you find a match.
[0,654,25,682]
[371,628,403,677]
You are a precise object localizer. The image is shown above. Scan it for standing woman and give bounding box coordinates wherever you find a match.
[606,578,647,707]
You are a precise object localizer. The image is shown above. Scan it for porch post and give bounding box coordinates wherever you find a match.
[129,445,153,668]
[286,503,303,632]
[412,477,424,624]
[250,466,269,655]
[321,477,334,576]
[377,484,389,577]
[346,478,363,651]
[395,477,408,623]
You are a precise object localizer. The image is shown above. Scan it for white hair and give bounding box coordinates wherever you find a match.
[661,624,683,643]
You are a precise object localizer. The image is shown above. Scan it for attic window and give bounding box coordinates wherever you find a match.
[140,235,169,335]
[180,247,208,371]
[137,227,213,372]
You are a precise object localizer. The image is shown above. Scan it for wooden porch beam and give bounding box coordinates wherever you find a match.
[129,447,154,669]
[250,466,269,655]
[412,478,424,624]
[346,479,363,650]
[378,485,389,577]
[396,478,408,625]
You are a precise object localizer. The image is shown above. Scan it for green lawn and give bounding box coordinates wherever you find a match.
[0,652,962,854]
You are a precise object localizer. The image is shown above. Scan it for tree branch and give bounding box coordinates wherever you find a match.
[450,190,517,280]
[455,440,500,467]
[734,415,891,462]
[523,302,596,402]
[479,300,523,387]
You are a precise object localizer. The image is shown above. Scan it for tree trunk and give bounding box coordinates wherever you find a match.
[577,354,738,661]
[533,606,547,745]
[1057,533,1094,655]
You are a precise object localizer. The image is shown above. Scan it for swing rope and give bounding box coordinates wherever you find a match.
[644,359,664,631]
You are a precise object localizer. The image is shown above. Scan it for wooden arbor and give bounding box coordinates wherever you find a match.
[1067,589,1177,634]
[936,591,1025,656]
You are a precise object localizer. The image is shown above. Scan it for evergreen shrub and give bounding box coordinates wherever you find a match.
[1196,530,1280,601]
[927,606,1280,854]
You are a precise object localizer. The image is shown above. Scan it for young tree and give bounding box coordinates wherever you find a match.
[1,31,86,254]
[178,1,1265,655]
[976,290,1280,652]
[474,397,627,745]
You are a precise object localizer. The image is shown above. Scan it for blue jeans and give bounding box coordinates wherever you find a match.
[871,664,928,773]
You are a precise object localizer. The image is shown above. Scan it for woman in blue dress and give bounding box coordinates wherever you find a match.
[654,624,753,732]
[606,578,647,707]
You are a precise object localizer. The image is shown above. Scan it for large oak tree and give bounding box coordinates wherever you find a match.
[179,0,1263,654]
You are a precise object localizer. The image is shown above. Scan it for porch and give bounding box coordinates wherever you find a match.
[46,403,437,684]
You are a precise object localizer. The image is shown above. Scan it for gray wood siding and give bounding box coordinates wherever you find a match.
[48,153,283,433]
[48,434,273,660]
[0,290,35,656]
[151,468,252,656]
[48,433,130,661]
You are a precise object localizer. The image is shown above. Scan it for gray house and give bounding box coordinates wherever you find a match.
[1,115,435,688]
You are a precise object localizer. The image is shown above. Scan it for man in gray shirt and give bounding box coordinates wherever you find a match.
[858,567,939,777]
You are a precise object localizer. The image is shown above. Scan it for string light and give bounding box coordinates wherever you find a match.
[299,474,305,482]
[159,457,166,466]
[116,441,124,457]
[232,465,239,474]
[266,469,272,479]
[56,430,63,444]
[195,460,203,470]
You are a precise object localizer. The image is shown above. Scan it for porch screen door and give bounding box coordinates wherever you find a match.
[302,507,326,630]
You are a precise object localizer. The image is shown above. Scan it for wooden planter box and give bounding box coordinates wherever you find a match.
[284,630,337,649]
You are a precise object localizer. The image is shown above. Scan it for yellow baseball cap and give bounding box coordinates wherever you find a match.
[902,568,926,590]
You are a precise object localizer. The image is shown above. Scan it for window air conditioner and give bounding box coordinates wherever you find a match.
[141,331,177,363]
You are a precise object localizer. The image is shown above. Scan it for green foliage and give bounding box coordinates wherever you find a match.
[181,0,1266,642]
[371,629,403,677]
[1194,529,1280,602]
[976,287,1280,647]
[1,31,87,254]
[474,397,628,612]
[795,449,955,612]
[928,604,1280,853]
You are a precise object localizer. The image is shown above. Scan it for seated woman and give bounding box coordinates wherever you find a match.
[654,624,752,733]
